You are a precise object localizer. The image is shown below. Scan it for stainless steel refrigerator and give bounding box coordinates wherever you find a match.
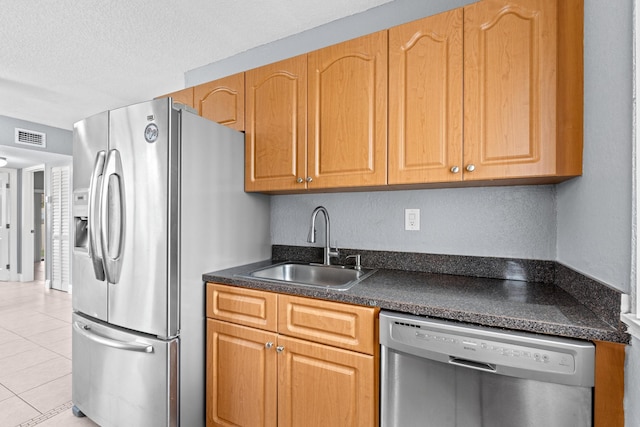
[71,98,270,427]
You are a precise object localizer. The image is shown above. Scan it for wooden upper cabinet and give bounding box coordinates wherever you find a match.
[156,87,194,108]
[245,55,307,192]
[308,31,388,189]
[194,73,245,131]
[388,9,464,185]
[463,0,583,181]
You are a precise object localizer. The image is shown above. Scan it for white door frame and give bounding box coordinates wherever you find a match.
[0,168,18,282]
[21,165,44,283]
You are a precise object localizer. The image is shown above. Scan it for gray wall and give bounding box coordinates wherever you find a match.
[0,115,72,155]
[270,187,556,260]
[186,1,636,424]
[556,0,633,293]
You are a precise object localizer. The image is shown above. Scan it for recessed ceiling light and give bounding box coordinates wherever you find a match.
[0,157,7,167]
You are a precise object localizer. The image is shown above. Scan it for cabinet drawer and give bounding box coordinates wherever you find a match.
[207,283,277,332]
[278,295,378,354]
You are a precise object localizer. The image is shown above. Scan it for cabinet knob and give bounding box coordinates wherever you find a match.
[276,346,285,353]
[466,164,476,172]
[265,342,274,349]
[450,166,460,174]
[306,177,313,183]
[296,177,304,184]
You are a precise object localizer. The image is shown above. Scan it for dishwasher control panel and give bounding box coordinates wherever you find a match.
[380,311,595,388]
[413,328,575,374]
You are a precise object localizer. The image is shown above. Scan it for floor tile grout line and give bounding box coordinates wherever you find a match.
[16,400,73,427]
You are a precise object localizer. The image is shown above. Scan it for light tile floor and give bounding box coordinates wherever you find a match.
[0,263,98,426]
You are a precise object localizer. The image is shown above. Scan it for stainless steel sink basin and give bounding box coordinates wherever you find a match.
[237,262,376,291]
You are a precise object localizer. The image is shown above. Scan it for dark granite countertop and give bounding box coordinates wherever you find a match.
[203,258,628,344]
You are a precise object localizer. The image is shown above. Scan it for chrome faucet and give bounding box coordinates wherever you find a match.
[307,206,339,265]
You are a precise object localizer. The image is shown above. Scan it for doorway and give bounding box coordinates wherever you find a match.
[34,171,45,279]
[20,164,71,290]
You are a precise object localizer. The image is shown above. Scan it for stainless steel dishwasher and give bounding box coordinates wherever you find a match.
[380,311,595,427]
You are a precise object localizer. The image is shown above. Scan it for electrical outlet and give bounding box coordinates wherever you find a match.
[405,209,420,231]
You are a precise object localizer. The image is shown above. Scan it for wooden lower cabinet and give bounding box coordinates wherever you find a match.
[207,319,277,427]
[206,283,378,427]
[594,340,625,427]
[278,335,375,427]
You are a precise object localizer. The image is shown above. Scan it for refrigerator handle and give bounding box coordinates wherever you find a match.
[100,149,126,284]
[88,150,106,281]
[73,321,153,353]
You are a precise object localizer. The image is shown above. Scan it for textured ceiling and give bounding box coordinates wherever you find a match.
[0,0,392,130]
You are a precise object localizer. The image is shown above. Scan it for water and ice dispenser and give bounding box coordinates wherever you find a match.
[73,190,88,252]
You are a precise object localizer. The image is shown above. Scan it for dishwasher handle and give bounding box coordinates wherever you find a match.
[449,357,497,373]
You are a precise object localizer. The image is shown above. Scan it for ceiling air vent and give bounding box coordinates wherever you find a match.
[15,128,46,148]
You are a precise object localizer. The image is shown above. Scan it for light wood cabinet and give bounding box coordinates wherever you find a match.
[207,319,277,427]
[245,32,387,193]
[206,283,378,427]
[194,73,245,131]
[277,335,375,427]
[390,0,582,186]
[308,31,388,189]
[388,9,464,185]
[245,56,307,192]
[462,0,583,181]
[594,340,625,427]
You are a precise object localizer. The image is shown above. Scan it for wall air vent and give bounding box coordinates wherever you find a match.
[15,128,46,148]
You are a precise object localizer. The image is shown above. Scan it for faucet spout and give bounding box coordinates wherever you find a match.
[307,206,339,265]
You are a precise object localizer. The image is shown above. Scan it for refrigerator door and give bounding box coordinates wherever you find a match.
[106,98,177,337]
[72,312,178,427]
[72,111,109,321]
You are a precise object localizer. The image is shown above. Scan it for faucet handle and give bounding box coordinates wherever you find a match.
[346,254,362,270]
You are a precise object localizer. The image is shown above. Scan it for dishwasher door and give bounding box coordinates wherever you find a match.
[380,311,594,427]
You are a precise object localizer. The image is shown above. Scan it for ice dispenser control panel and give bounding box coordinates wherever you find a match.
[73,190,89,252]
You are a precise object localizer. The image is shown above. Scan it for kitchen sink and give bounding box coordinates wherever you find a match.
[237,262,376,291]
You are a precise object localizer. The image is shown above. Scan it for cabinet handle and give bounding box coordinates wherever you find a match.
[450,166,460,174]
[296,177,304,184]
[276,345,285,353]
[306,177,313,183]
[265,342,274,349]
[466,164,476,172]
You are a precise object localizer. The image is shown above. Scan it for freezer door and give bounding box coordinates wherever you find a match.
[106,99,177,337]
[72,112,109,320]
[72,313,178,427]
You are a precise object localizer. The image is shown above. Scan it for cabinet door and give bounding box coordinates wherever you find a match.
[277,335,376,427]
[157,87,194,108]
[464,0,559,180]
[388,9,463,184]
[195,73,245,131]
[308,31,388,189]
[245,55,307,192]
[207,319,277,427]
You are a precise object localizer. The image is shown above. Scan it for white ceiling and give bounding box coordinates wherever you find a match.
[0,0,392,132]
